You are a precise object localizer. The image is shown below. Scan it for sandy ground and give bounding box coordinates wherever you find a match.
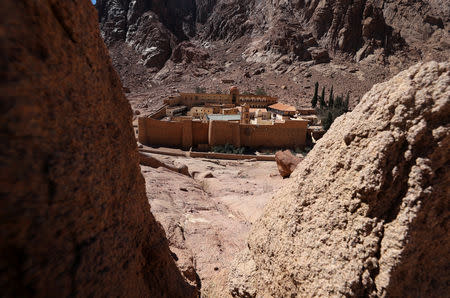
[141,153,284,296]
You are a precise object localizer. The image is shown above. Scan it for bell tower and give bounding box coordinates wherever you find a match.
[230,86,239,105]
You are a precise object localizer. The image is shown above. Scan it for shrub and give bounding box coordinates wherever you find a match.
[212,143,246,154]
[195,86,206,93]
[255,86,267,95]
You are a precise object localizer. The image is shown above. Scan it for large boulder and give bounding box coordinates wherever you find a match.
[275,150,302,178]
[0,0,196,297]
[229,62,449,297]
[308,47,331,64]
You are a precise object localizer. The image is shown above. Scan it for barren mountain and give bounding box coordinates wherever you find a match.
[97,0,449,110]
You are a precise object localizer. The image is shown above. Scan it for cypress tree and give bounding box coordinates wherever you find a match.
[324,111,333,130]
[328,86,334,108]
[319,86,327,108]
[335,94,343,108]
[344,92,350,112]
[311,82,319,108]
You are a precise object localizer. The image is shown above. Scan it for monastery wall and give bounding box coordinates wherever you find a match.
[164,97,181,106]
[192,121,209,146]
[138,118,183,147]
[164,92,278,109]
[138,118,308,150]
[178,93,232,108]
[149,105,168,120]
[208,121,241,147]
[240,120,308,148]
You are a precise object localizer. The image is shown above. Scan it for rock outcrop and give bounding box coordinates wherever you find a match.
[0,0,196,296]
[140,152,191,177]
[229,61,449,297]
[125,11,176,69]
[96,0,199,70]
[275,150,302,178]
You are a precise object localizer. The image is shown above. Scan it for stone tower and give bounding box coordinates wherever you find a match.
[230,86,239,105]
[241,103,250,124]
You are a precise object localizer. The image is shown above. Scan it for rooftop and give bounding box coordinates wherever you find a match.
[268,103,297,112]
[206,114,241,121]
[249,108,268,113]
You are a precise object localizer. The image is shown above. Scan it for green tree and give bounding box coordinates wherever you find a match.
[255,86,267,95]
[195,86,206,93]
[319,86,327,108]
[323,111,333,131]
[334,95,344,109]
[311,82,319,108]
[328,86,334,108]
[344,92,350,112]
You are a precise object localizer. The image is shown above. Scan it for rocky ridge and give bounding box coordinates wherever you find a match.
[0,0,196,296]
[229,61,449,297]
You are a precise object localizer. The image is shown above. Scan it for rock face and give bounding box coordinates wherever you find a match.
[0,0,196,297]
[96,0,197,43]
[275,150,302,178]
[96,0,198,70]
[97,0,449,91]
[126,11,176,69]
[204,0,406,62]
[229,62,449,297]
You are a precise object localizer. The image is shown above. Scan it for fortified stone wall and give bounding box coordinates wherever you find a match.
[138,118,308,149]
[192,121,209,146]
[138,118,184,147]
[240,121,308,148]
[208,121,241,147]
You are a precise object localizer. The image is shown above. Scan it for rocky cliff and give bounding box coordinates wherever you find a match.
[97,0,448,75]
[0,0,196,296]
[229,61,449,296]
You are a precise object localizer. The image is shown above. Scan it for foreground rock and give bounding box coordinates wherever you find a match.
[275,150,302,178]
[0,1,196,297]
[140,152,190,176]
[229,62,449,297]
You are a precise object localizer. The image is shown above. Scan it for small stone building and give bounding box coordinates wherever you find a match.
[268,103,297,120]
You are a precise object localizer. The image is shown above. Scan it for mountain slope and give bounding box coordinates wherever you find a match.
[96,0,448,113]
